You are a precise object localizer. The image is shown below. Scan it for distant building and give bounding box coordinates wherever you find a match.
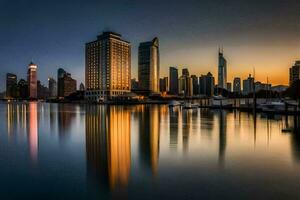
[58,72,77,98]
[218,49,227,89]
[138,38,160,93]
[254,81,271,92]
[6,73,17,98]
[226,82,232,92]
[131,78,139,91]
[48,77,57,98]
[243,74,254,95]
[199,72,215,97]
[179,73,193,97]
[289,61,300,86]
[233,77,241,93]
[79,83,85,91]
[191,75,199,96]
[169,67,179,95]
[27,62,38,99]
[271,85,288,93]
[85,32,131,101]
[159,77,168,92]
[182,68,190,77]
[37,80,49,99]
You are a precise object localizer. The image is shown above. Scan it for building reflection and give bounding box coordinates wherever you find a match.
[57,104,76,139]
[138,105,160,175]
[169,107,180,149]
[218,110,227,168]
[28,102,38,163]
[289,116,300,163]
[182,109,192,152]
[85,105,131,194]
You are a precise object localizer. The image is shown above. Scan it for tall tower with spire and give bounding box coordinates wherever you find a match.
[218,48,227,89]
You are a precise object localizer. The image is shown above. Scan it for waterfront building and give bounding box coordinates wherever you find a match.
[169,67,179,95]
[58,72,77,98]
[199,72,215,97]
[159,77,168,93]
[37,80,49,99]
[27,62,38,99]
[18,79,28,99]
[6,73,17,99]
[233,77,241,93]
[48,77,57,98]
[243,74,254,95]
[182,68,190,77]
[218,49,227,89]
[191,75,199,96]
[289,61,300,86]
[254,82,271,92]
[179,75,193,97]
[226,82,232,92]
[138,38,160,93]
[85,32,131,101]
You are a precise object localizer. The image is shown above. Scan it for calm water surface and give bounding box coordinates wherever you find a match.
[1,102,300,199]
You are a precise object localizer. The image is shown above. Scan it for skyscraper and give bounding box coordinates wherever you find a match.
[85,32,131,101]
[138,38,160,93]
[159,77,168,93]
[169,67,178,95]
[226,82,232,92]
[58,72,77,98]
[27,62,38,99]
[233,77,241,93]
[191,75,199,96]
[48,77,57,98]
[199,72,215,97]
[6,73,17,99]
[218,49,227,89]
[243,74,254,95]
[289,61,300,86]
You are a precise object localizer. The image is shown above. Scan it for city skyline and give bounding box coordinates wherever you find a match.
[1,0,300,91]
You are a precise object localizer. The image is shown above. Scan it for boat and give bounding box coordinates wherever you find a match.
[260,101,285,112]
[211,96,233,109]
[168,100,182,107]
[183,102,199,109]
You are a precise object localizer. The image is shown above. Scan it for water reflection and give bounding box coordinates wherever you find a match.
[28,103,38,163]
[85,105,131,197]
[3,103,300,199]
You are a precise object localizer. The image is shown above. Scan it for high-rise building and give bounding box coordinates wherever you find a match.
[6,73,17,98]
[159,77,168,93]
[243,74,254,95]
[85,32,131,101]
[182,68,190,77]
[138,38,160,93]
[58,72,77,98]
[218,49,227,89]
[191,75,199,96]
[48,77,57,98]
[289,61,300,86]
[226,82,232,92]
[233,77,241,93]
[18,79,28,99]
[27,62,38,99]
[169,67,178,95]
[37,80,49,99]
[199,72,215,97]
[178,75,193,96]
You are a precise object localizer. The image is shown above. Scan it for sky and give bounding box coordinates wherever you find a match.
[1,0,300,91]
